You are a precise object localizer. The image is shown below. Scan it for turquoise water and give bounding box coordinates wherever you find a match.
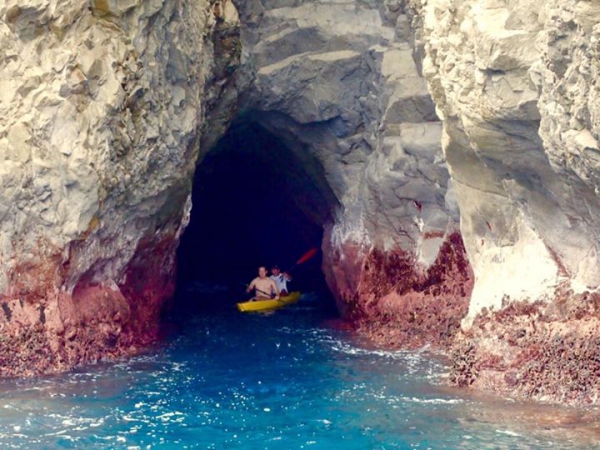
[0,290,599,449]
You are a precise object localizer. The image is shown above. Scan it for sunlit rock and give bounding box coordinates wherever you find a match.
[0,0,241,375]
[231,0,472,348]
[408,0,600,403]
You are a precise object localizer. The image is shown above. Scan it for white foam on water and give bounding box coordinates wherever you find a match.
[495,429,522,437]
[400,396,464,405]
[43,429,68,437]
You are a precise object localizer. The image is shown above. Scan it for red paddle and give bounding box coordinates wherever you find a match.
[286,247,318,272]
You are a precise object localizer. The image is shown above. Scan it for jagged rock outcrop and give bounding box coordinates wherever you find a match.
[407,0,600,403]
[4,0,600,407]
[232,0,473,348]
[0,0,241,375]
[0,0,472,376]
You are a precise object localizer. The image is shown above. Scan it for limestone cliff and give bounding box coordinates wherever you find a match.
[0,0,471,375]
[3,0,600,406]
[407,0,600,403]
[0,0,240,375]
[233,0,473,349]
[232,0,600,404]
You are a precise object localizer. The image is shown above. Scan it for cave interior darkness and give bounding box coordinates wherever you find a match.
[174,118,335,310]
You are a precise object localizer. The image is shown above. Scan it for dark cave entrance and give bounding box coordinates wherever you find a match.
[172,118,337,312]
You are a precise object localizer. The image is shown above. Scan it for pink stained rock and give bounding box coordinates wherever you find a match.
[0,230,179,377]
[323,231,474,350]
[451,291,600,406]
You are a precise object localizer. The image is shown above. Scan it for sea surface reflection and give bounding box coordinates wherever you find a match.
[0,290,598,449]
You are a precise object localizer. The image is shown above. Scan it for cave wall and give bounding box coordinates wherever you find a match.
[232,0,473,347]
[407,0,600,403]
[0,0,241,374]
[3,0,600,405]
[0,0,472,374]
[230,0,600,403]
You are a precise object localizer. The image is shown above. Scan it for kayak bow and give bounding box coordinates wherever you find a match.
[237,292,301,313]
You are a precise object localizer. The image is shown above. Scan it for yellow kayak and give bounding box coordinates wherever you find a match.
[237,292,301,312]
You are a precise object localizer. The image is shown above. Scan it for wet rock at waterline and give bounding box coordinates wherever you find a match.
[235,0,469,350]
[451,291,600,405]
[0,0,242,375]
[2,0,600,407]
[407,0,600,404]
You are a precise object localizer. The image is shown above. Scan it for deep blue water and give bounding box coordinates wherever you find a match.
[0,288,599,449]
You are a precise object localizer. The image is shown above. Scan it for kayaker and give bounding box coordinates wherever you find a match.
[269,265,292,296]
[246,266,280,300]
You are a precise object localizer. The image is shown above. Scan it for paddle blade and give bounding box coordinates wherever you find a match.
[296,247,318,265]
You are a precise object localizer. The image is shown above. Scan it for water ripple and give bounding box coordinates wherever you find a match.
[0,295,597,449]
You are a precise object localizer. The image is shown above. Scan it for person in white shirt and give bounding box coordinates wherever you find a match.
[269,265,292,296]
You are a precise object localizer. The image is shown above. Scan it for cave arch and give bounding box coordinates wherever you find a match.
[175,116,339,307]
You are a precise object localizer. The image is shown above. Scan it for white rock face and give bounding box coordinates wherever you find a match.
[0,0,241,373]
[9,0,600,383]
[407,0,600,324]
[233,0,457,299]
[0,0,466,373]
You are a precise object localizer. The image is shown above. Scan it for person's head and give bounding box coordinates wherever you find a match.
[258,266,268,278]
[271,265,280,276]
